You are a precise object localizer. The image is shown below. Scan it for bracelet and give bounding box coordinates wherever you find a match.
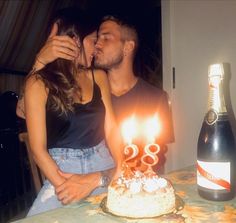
[99,171,111,188]
[36,57,46,66]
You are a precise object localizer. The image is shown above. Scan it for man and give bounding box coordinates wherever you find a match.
[94,15,173,144]
[19,12,174,205]
[93,15,174,172]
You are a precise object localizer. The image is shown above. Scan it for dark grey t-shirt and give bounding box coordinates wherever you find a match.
[111,78,174,145]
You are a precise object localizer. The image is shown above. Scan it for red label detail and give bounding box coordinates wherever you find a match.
[197,163,230,191]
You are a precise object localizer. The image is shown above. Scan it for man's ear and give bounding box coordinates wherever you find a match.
[124,40,135,55]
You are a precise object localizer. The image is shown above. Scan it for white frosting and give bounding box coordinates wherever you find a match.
[143,178,162,192]
[107,171,176,218]
[129,180,142,194]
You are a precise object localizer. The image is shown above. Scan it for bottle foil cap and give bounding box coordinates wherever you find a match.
[208,63,224,78]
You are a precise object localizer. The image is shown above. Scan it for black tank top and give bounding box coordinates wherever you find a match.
[46,71,105,149]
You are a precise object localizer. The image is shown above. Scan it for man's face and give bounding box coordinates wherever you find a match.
[94,21,125,70]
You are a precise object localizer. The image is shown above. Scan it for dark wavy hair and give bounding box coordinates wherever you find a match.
[32,8,99,114]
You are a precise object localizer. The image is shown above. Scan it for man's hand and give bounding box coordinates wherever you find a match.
[34,23,79,70]
[55,170,100,205]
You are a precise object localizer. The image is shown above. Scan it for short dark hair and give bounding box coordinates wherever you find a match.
[102,14,139,54]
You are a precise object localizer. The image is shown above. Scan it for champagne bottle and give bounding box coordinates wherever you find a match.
[197,63,236,201]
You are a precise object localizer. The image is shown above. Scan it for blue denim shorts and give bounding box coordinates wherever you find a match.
[27,140,115,217]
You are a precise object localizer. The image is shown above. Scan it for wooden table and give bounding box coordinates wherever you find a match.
[12,165,236,223]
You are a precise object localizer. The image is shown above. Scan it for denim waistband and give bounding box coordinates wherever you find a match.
[48,140,106,158]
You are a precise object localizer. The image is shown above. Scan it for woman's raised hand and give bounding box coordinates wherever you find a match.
[34,23,79,70]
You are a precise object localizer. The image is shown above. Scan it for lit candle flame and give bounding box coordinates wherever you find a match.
[121,114,161,174]
[143,114,161,143]
[121,115,138,145]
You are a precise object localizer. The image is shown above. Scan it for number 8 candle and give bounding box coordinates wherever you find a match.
[141,114,161,173]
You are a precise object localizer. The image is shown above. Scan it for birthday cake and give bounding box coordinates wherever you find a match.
[106,116,176,218]
[106,171,176,218]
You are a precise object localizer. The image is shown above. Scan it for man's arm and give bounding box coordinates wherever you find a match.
[158,92,175,145]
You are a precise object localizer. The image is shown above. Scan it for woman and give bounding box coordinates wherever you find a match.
[24,9,122,216]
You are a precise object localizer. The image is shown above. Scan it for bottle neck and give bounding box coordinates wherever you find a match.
[208,76,226,114]
[205,76,227,125]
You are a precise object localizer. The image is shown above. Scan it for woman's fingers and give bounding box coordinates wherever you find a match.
[37,35,79,64]
[56,47,78,58]
[49,36,78,53]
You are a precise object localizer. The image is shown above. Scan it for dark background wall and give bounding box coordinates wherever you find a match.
[0,0,162,87]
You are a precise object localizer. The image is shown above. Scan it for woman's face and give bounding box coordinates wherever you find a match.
[76,31,97,68]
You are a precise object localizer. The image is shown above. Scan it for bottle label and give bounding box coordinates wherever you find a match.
[197,160,230,191]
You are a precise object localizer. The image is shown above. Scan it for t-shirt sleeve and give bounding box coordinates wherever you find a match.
[156,91,175,145]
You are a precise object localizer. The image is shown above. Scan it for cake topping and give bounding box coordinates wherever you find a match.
[143,178,160,192]
[115,170,170,194]
[129,180,142,194]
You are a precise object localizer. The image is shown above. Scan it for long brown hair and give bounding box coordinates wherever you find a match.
[33,8,98,114]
